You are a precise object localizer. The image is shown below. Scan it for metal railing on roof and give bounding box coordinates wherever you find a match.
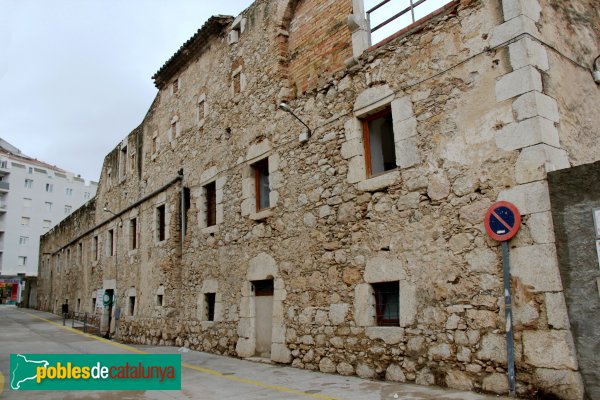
[366,0,452,44]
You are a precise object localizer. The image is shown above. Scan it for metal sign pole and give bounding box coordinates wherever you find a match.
[501,241,517,397]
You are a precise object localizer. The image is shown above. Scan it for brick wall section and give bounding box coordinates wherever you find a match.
[287,0,352,95]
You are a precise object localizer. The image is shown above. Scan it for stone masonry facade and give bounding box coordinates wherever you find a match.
[37,0,599,398]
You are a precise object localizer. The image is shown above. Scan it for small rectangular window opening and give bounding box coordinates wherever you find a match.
[157,205,166,241]
[254,159,270,211]
[130,218,138,250]
[205,293,216,321]
[129,296,136,316]
[372,281,400,327]
[205,182,216,227]
[363,108,396,177]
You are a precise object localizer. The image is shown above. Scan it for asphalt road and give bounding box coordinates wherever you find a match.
[0,306,511,400]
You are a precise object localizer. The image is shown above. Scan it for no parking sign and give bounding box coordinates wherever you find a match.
[484,201,521,242]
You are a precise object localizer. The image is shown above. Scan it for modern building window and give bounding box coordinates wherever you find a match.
[205,293,216,321]
[362,108,396,177]
[46,183,53,192]
[19,236,29,246]
[66,188,73,196]
[107,229,114,256]
[21,217,30,226]
[128,296,136,316]
[156,204,166,242]
[129,218,138,250]
[84,192,91,200]
[253,159,270,211]
[18,256,27,266]
[204,182,216,227]
[42,219,51,229]
[372,281,400,327]
[23,198,32,208]
[45,202,52,212]
[28,167,33,174]
[24,179,33,189]
[93,235,99,261]
[64,205,72,215]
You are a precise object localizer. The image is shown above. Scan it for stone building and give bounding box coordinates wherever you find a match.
[36,0,599,398]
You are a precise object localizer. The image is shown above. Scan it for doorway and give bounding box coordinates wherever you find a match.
[252,279,273,358]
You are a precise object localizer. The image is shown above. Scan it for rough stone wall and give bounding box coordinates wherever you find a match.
[537,0,600,166]
[36,0,598,398]
[549,161,600,400]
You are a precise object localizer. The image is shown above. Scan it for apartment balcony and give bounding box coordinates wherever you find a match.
[0,181,9,193]
[0,161,9,176]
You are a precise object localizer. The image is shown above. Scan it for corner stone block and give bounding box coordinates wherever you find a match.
[395,136,421,169]
[534,368,585,400]
[271,343,291,364]
[393,116,418,141]
[545,292,570,330]
[503,0,542,24]
[527,211,556,244]
[523,330,578,370]
[344,118,363,141]
[510,244,563,292]
[235,337,254,358]
[513,91,559,122]
[490,15,540,48]
[495,66,542,103]
[347,155,366,184]
[354,283,375,327]
[498,180,551,215]
[400,281,417,327]
[341,139,363,160]
[391,96,414,123]
[515,144,570,184]
[509,37,549,72]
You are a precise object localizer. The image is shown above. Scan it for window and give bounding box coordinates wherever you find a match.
[204,293,216,321]
[204,182,216,227]
[172,78,179,94]
[93,236,99,261]
[152,135,158,154]
[43,219,51,229]
[67,248,71,266]
[24,179,33,188]
[28,167,33,174]
[253,159,270,211]
[92,297,96,311]
[228,16,246,44]
[21,217,30,226]
[23,198,32,208]
[64,205,72,215]
[119,146,127,179]
[128,296,136,316]
[129,218,138,250]
[156,205,166,242]
[362,108,396,177]
[19,236,29,246]
[18,256,27,266]
[78,242,83,264]
[233,72,241,94]
[45,202,52,212]
[130,152,136,173]
[156,294,163,307]
[56,254,61,272]
[372,281,399,326]
[107,229,114,256]
[46,183,53,192]
[84,192,91,200]
[66,188,73,196]
[197,95,206,126]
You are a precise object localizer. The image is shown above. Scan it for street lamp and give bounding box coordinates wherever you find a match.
[103,207,121,339]
[279,102,312,142]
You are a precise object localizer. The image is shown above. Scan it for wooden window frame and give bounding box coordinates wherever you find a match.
[362,107,394,178]
[254,158,270,212]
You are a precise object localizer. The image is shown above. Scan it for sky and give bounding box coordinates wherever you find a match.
[0,0,254,182]
[0,0,448,183]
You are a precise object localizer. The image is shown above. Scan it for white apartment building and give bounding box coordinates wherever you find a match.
[0,139,97,285]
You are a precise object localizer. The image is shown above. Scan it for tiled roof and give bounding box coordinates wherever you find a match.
[152,15,233,89]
